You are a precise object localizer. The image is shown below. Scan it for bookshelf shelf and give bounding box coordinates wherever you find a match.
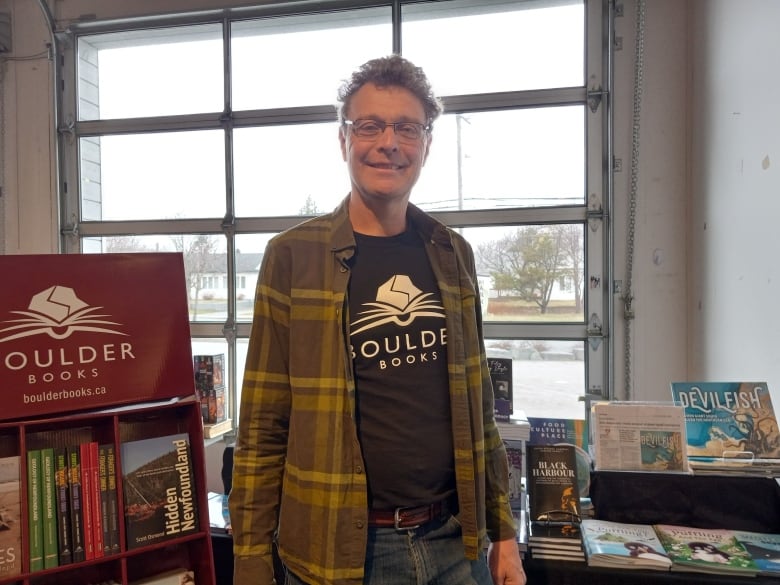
[0,397,216,585]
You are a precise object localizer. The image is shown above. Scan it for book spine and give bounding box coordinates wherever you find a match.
[105,443,120,555]
[26,449,44,572]
[79,442,94,560]
[54,447,73,565]
[67,445,86,563]
[98,444,111,556]
[89,441,104,558]
[40,447,59,569]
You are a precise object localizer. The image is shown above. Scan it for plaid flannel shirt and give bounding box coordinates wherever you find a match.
[230,196,516,585]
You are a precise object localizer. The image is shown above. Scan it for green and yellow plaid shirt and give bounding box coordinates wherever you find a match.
[230,196,515,585]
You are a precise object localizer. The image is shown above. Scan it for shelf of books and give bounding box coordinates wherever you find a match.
[0,253,216,585]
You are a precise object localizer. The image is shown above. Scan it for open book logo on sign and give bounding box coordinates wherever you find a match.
[0,286,127,342]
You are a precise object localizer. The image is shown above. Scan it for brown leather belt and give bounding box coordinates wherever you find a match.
[368,496,457,530]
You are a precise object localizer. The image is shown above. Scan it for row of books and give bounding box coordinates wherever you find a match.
[581,518,780,577]
[26,442,120,572]
[0,432,199,579]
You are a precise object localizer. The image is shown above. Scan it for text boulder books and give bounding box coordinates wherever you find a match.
[0,455,21,579]
[581,519,672,571]
[526,443,580,523]
[121,433,198,550]
[670,381,780,467]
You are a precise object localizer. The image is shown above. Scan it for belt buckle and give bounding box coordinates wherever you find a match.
[394,505,421,531]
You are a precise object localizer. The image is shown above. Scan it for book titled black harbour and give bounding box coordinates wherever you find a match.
[120,433,198,550]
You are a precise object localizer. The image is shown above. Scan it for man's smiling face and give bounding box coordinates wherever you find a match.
[340,82,431,208]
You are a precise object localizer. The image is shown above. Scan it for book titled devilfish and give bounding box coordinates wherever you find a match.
[121,433,198,550]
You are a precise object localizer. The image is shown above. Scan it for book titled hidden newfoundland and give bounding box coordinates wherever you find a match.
[121,433,198,550]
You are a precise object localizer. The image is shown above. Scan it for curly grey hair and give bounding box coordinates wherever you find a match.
[336,54,443,129]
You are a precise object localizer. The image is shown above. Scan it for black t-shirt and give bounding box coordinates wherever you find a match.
[349,229,455,509]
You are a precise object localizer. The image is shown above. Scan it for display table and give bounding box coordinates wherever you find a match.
[524,558,780,584]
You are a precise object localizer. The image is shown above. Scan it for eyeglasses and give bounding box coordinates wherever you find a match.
[344,119,430,143]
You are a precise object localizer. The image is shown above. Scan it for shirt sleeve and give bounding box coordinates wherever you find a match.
[229,240,292,584]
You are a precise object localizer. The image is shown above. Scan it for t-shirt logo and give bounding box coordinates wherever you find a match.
[351,275,445,335]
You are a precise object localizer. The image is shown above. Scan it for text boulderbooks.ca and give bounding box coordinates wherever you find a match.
[121,433,198,550]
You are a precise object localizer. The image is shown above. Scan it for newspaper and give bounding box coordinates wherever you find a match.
[591,401,690,473]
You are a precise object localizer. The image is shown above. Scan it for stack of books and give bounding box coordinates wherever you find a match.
[525,443,584,562]
[528,520,585,561]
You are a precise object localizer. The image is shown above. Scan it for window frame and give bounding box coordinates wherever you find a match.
[57,0,613,436]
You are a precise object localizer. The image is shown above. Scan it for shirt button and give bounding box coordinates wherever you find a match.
[356,465,363,474]
[356,521,364,529]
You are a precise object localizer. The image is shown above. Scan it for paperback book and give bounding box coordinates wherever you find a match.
[66,445,86,563]
[27,449,44,572]
[0,455,21,579]
[670,381,780,467]
[581,519,671,571]
[54,447,73,565]
[121,433,199,550]
[526,444,580,523]
[653,523,758,576]
[488,356,513,420]
[732,530,780,576]
[41,447,59,568]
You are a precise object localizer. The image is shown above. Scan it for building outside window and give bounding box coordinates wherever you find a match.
[58,0,612,435]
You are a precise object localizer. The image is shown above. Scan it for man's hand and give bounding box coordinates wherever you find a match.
[487,538,527,585]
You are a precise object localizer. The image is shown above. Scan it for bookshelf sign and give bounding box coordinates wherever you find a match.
[0,253,196,421]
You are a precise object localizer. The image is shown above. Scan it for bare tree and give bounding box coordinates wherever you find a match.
[171,234,220,318]
[299,195,320,215]
[105,235,148,253]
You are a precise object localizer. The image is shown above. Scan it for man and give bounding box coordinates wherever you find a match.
[230,54,526,585]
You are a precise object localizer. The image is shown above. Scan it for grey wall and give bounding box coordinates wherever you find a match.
[688,0,780,392]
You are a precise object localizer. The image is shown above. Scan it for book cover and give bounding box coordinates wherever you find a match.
[488,356,513,420]
[670,381,780,461]
[638,429,687,472]
[105,443,120,555]
[40,447,59,569]
[66,445,86,563]
[53,447,73,565]
[526,444,580,522]
[580,519,671,571]
[79,442,95,560]
[88,441,104,558]
[0,455,22,578]
[527,417,589,450]
[732,530,780,575]
[653,523,758,575]
[121,433,199,550]
[26,449,44,572]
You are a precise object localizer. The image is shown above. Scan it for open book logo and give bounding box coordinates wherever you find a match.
[0,285,126,342]
[350,274,445,335]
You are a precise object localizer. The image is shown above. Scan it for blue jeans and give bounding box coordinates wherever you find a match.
[285,514,492,585]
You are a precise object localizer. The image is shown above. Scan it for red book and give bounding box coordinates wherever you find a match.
[79,443,95,560]
[89,441,104,558]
